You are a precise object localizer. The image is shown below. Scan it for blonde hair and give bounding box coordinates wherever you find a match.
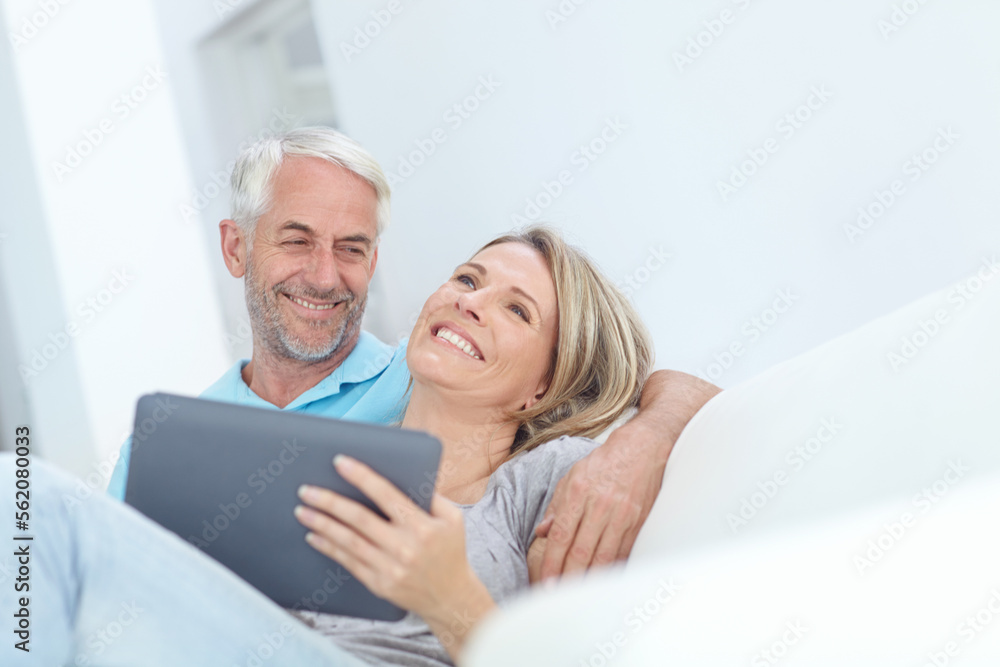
[476,226,654,458]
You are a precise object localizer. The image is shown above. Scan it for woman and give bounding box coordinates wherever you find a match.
[2,227,652,667]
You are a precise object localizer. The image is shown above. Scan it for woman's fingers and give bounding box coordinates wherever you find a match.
[294,457,444,592]
[294,504,384,574]
[297,483,399,549]
[333,455,422,524]
[294,480,467,612]
[294,506,406,600]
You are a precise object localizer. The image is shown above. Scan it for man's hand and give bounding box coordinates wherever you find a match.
[535,370,721,580]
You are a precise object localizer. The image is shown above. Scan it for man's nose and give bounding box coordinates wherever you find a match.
[303,247,341,292]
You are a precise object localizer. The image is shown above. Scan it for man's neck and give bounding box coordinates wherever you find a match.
[242,334,360,408]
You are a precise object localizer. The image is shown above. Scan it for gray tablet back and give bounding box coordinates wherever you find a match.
[124,392,440,621]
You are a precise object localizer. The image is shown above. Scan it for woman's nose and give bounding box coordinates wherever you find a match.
[455,289,483,323]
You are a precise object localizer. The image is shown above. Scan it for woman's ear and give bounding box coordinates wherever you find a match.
[523,384,548,411]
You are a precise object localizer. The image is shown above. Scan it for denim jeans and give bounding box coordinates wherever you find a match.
[0,454,368,667]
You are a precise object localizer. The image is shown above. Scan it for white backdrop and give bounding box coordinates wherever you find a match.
[312,0,1000,384]
[0,0,997,475]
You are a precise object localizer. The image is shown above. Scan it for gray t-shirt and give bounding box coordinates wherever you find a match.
[290,435,599,666]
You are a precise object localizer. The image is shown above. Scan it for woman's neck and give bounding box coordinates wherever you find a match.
[401,386,519,504]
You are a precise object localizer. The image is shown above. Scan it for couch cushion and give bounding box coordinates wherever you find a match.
[632,266,1000,560]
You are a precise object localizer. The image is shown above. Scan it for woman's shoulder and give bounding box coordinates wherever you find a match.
[492,435,600,492]
[516,434,600,461]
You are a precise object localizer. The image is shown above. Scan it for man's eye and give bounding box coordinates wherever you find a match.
[335,246,368,260]
[284,239,308,246]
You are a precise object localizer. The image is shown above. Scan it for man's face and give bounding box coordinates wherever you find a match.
[242,156,379,363]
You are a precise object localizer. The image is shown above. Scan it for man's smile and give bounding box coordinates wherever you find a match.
[279,292,351,322]
[283,293,341,311]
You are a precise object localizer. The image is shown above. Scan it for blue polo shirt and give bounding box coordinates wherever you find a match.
[106,332,410,500]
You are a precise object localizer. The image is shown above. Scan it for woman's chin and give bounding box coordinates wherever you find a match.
[407,350,462,388]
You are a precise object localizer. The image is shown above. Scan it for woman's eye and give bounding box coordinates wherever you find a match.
[510,304,529,322]
[456,274,475,288]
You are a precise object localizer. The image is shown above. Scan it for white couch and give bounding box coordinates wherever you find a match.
[465,267,1000,666]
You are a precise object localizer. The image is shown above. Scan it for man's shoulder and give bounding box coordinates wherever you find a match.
[199,359,250,402]
[342,331,407,380]
[196,333,409,414]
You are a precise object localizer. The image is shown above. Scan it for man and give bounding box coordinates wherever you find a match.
[107,127,720,578]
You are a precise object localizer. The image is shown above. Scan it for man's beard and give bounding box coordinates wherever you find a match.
[243,257,366,363]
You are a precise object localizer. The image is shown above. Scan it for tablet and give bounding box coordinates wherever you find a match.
[124,392,441,621]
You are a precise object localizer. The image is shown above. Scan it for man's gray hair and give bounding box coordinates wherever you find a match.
[229,126,391,246]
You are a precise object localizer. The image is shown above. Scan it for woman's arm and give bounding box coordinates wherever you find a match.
[295,455,496,663]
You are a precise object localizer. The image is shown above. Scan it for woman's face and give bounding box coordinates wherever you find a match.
[406,242,559,413]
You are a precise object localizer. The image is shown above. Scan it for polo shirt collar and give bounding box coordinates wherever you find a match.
[230,331,397,410]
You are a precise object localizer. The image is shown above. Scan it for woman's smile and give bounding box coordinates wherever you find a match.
[431,323,484,360]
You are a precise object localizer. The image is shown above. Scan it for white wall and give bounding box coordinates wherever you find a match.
[0,0,228,476]
[0,7,91,466]
[2,0,997,474]
[310,0,1000,385]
